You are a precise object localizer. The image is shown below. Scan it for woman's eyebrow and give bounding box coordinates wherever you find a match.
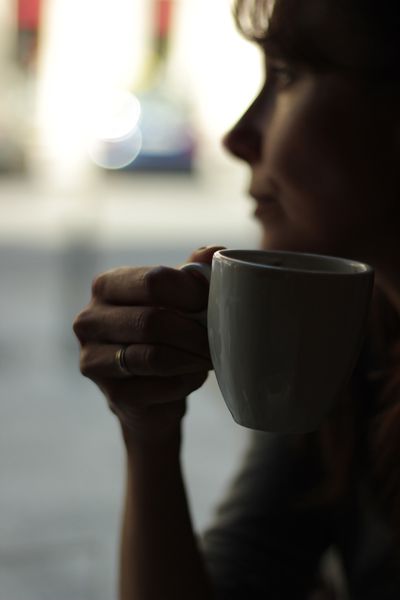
[259,32,341,71]
[259,32,309,63]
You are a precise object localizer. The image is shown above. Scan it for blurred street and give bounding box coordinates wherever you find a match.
[0,0,266,593]
[0,168,259,599]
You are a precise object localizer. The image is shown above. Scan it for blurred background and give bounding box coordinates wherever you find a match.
[0,1,264,597]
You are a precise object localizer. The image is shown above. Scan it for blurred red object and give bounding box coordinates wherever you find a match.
[18,0,41,30]
[156,0,172,38]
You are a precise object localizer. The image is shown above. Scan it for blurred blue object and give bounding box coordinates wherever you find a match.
[103,0,196,174]
[94,89,196,174]
[120,89,196,173]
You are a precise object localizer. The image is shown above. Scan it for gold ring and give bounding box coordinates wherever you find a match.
[115,347,131,376]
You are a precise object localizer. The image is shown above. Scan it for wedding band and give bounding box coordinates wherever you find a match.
[115,347,131,376]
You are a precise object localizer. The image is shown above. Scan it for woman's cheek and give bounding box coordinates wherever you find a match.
[267,80,361,228]
[260,75,396,258]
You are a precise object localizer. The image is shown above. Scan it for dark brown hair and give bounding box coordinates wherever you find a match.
[233,0,400,82]
[233,0,400,536]
[319,287,400,537]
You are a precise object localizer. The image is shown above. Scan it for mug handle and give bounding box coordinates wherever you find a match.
[179,262,212,326]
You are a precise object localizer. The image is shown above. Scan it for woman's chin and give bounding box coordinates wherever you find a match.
[259,231,343,257]
[259,233,311,254]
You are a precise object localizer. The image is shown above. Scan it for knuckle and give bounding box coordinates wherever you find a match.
[91,272,107,298]
[79,347,93,378]
[142,266,171,302]
[134,307,158,338]
[141,345,159,372]
[183,371,208,392]
[73,309,91,340]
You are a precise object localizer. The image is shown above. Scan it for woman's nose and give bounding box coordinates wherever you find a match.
[222,92,267,165]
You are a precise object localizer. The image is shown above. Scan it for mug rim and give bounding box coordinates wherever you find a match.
[214,249,374,276]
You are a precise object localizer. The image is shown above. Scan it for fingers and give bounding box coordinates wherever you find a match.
[72,250,225,440]
[80,343,213,379]
[89,246,225,310]
[187,245,226,264]
[90,247,225,309]
[91,265,209,311]
[74,305,210,357]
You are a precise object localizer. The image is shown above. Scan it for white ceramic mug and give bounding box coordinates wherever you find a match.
[182,249,374,433]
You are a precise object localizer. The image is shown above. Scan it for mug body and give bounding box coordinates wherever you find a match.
[207,249,374,433]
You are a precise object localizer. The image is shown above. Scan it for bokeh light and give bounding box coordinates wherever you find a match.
[87,89,142,169]
[0,3,263,598]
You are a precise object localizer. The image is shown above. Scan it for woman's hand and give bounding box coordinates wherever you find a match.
[73,246,223,445]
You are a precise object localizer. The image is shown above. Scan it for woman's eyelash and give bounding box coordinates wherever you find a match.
[267,63,297,88]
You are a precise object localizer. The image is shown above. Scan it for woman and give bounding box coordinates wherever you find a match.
[73,0,400,598]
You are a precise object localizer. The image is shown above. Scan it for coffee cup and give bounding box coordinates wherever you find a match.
[182,249,374,433]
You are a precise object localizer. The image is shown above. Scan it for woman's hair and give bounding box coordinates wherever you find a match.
[233,0,400,81]
[320,288,400,539]
[233,0,400,537]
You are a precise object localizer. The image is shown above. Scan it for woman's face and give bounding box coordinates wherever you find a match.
[224,0,399,264]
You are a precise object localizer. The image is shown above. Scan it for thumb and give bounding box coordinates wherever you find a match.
[187,245,226,265]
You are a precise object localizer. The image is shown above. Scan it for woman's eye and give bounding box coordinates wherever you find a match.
[267,62,297,90]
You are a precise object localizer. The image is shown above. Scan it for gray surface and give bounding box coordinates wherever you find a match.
[0,241,250,599]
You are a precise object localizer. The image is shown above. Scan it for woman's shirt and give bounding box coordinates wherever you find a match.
[201,431,400,599]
